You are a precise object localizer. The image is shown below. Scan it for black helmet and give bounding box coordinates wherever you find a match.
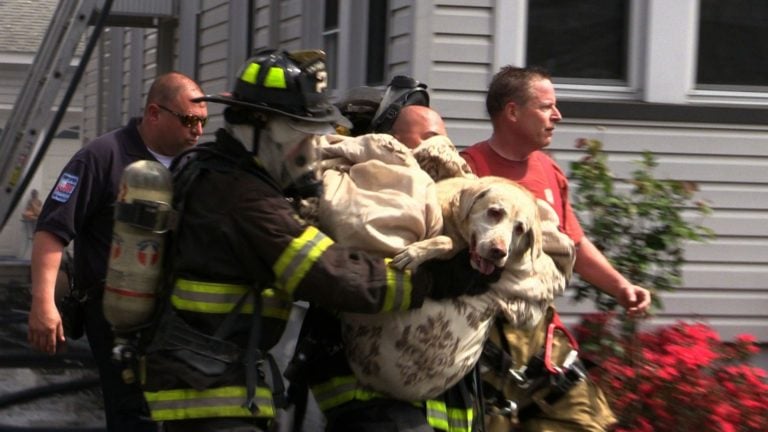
[195,48,350,128]
[369,75,430,133]
[335,86,383,136]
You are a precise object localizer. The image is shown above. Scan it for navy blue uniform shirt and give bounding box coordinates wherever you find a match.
[36,117,157,296]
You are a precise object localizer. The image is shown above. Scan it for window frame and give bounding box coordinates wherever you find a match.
[497,0,768,107]
[314,0,389,92]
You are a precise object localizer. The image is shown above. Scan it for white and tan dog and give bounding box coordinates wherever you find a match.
[393,175,574,328]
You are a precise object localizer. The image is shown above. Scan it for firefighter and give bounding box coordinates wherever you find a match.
[280,76,481,432]
[139,48,497,432]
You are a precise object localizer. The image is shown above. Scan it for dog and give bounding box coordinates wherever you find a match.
[392,175,574,328]
[392,176,541,272]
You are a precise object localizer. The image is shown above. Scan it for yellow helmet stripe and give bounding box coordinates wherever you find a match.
[264,67,287,89]
[273,226,334,295]
[240,63,261,84]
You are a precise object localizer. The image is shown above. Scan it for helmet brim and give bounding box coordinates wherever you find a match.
[194,94,352,129]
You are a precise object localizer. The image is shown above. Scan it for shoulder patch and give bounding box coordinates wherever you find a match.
[51,173,79,203]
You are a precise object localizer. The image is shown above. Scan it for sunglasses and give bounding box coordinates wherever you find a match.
[157,104,208,129]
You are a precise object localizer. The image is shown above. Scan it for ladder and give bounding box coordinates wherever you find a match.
[0,0,114,229]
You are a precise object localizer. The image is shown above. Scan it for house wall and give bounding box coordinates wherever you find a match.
[409,0,768,341]
[91,0,766,342]
[15,0,763,344]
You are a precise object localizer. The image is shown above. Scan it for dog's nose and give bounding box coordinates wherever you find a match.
[488,245,507,261]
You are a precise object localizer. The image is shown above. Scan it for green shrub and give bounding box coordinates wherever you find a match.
[568,138,714,312]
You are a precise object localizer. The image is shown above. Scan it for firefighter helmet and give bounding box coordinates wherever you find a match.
[335,85,384,136]
[369,75,430,133]
[196,48,350,127]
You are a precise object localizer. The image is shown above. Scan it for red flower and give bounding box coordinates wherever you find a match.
[578,313,768,432]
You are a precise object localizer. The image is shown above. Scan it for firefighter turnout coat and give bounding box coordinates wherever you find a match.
[141,129,431,423]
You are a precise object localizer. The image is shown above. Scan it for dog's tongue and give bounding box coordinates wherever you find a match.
[470,250,497,275]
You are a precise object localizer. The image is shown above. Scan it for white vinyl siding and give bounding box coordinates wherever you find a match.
[42,0,768,344]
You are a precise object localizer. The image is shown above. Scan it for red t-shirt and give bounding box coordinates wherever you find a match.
[461,140,584,244]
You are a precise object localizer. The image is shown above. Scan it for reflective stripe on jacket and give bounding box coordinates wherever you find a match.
[274,226,413,312]
[143,279,288,421]
[172,279,292,319]
[274,225,335,295]
[144,385,275,421]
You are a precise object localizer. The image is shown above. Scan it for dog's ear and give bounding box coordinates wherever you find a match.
[528,210,544,265]
[511,200,544,269]
[457,186,490,223]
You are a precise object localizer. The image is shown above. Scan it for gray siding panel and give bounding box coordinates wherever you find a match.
[545,120,768,342]
[683,263,768,289]
[433,10,493,35]
[431,64,490,91]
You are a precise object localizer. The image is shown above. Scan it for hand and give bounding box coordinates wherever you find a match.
[418,248,503,300]
[616,283,652,317]
[28,299,65,355]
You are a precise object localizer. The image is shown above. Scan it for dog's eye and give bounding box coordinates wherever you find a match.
[487,208,504,221]
[514,222,526,236]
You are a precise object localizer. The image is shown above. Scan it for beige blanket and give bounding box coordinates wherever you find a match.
[316,134,572,401]
[318,134,442,256]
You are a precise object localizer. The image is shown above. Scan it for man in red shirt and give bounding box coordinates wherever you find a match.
[462,66,650,315]
[462,66,651,431]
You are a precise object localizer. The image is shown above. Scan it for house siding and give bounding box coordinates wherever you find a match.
[8,0,764,344]
[420,0,768,342]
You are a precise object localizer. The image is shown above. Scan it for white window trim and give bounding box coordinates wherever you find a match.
[495,0,768,107]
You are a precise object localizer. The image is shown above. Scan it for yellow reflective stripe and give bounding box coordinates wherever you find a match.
[383,258,412,312]
[425,399,473,432]
[311,375,387,412]
[241,63,260,84]
[273,226,334,294]
[172,280,290,319]
[144,386,274,421]
[264,67,287,88]
[172,279,250,314]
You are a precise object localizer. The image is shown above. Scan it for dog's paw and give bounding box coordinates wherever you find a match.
[391,248,423,270]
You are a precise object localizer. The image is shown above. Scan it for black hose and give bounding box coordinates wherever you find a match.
[0,350,95,368]
[0,375,100,410]
[0,310,27,326]
[0,375,100,409]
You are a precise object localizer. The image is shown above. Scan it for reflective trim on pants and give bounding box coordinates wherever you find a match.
[144,385,274,421]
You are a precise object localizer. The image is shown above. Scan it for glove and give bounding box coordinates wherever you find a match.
[416,248,503,300]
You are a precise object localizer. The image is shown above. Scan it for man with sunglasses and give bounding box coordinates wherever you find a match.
[27,71,207,432]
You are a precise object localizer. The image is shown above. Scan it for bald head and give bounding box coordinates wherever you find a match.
[139,71,207,157]
[390,105,447,149]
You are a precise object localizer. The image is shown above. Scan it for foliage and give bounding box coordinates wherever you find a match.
[576,313,768,432]
[568,138,714,311]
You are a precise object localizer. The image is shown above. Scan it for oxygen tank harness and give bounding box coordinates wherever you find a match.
[102,160,175,383]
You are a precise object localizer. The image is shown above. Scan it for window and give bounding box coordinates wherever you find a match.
[322,0,339,88]
[526,0,630,85]
[321,0,388,89]
[366,0,388,85]
[697,0,768,89]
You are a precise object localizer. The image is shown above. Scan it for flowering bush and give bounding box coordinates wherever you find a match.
[576,312,768,432]
[569,138,714,311]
